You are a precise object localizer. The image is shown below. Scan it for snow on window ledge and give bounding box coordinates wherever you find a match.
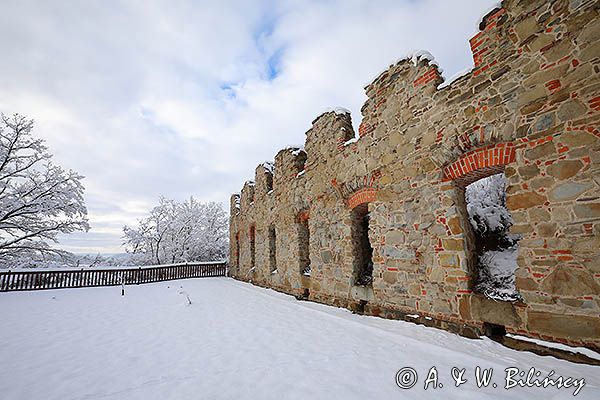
[344,136,359,146]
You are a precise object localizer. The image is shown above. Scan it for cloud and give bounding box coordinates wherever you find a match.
[0,0,499,253]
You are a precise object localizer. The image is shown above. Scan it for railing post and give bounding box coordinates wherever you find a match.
[1,270,9,291]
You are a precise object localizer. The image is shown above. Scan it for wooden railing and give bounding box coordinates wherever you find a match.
[0,261,228,292]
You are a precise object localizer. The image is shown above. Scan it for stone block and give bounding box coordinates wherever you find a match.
[549,181,593,202]
[351,285,374,301]
[524,141,555,160]
[470,295,522,327]
[541,266,600,296]
[385,230,405,245]
[527,311,600,339]
[517,164,540,179]
[506,191,547,209]
[439,253,460,268]
[573,203,600,218]
[560,131,597,147]
[546,160,583,180]
[442,238,464,251]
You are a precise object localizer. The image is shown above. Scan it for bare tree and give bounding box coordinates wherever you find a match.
[0,113,89,265]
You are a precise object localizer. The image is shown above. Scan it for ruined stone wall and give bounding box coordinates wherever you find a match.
[229,0,600,350]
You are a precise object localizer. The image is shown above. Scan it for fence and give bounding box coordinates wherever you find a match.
[0,261,228,292]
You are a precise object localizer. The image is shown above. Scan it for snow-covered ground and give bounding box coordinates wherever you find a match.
[0,278,598,400]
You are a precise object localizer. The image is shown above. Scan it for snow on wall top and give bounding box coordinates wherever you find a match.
[261,161,275,174]
[311,107,352,125]
[477,3,503,30]
[324,107,351,115]
[279,146,306,157]
[364,50,441,89]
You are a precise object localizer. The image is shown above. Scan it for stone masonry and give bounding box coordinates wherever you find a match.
[230,0,600,350]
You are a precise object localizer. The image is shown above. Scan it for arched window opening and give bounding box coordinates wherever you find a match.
[249,225,256,271]
[269,225,277,273]
[295,150,307,174]
[351,203,373,286]
[298,216,310,276]
[235,232,240,268]
[464,172,521,302]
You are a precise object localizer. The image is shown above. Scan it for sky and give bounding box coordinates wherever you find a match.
[0,0,499,254]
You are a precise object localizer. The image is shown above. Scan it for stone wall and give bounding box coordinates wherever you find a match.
[229,0,600,350]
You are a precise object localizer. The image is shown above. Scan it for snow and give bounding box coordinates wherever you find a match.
[437,67,474,89]
[261,161,274,174]
[302,264,311,276]
[409,50,439,68]
[123,198,228,265]
[281,146,305,156]
[506,334,600,362]
[465,173,512,235]
[477,2,503,30]
[0,115,89,267]
[323,106,351,115]
[476,246,520,301]
[364,50,441,88]
[296,169,306,177]
[1,278,598,400]
[344,136,359,146]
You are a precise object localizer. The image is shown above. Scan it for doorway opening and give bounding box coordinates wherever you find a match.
[464,173,521,302]
[249,225,256,271]
[351,203,373,286]
[269,225,277,273]
[298,217,310,276]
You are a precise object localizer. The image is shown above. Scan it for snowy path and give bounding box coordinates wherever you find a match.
[0,278,598,400]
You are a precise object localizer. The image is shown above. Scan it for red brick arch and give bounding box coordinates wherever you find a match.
[443,142,515,186]
[297,210,310,223]
[347,187,377,209]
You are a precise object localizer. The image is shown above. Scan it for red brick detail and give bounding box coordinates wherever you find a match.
[589,96,600,111]
[469,32,485,53]
[566,124,600,139]
[297,210,310,223]
[358,121,376,137]
[443,143,516,185]
[348,187,377,209]
[482,8,505,31]
[435,129,445,144]
[469,8,504,74]
[413,67,440,87]
[545,79,562,93]
[375,97,386,109]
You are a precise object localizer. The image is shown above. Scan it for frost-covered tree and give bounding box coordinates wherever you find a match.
[123,197,228,265]
[0,114,89,266]
[465,173,512,238]
[465,173,521,302]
